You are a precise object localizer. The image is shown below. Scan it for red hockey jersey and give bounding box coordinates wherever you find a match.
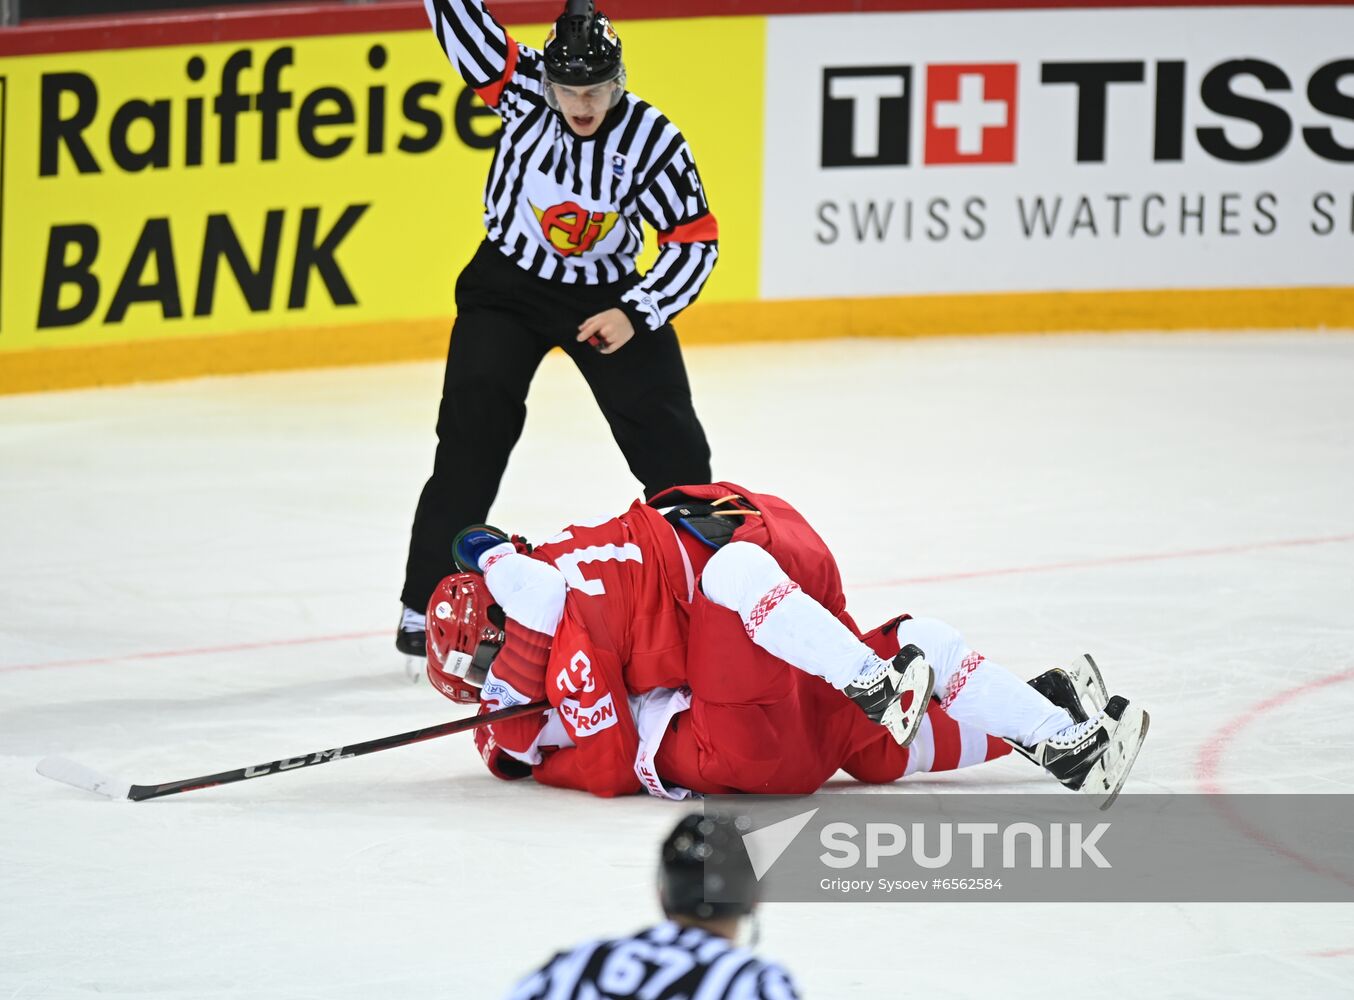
[475,483,878,797]
[475,500,694,797]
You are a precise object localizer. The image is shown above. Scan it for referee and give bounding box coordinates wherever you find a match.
[504,813,802,999]
[398,0,717,655]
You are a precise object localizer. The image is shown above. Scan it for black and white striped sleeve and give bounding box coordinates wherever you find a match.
[422,0,530,109]
[724,960,803,1000]
[620,137,720,332]
[502,943,601,1000]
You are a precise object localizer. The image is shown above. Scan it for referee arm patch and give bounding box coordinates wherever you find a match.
[657,213,720,246]
[474,33,520,108]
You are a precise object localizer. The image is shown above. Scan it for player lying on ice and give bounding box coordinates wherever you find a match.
[424,483,1148,808]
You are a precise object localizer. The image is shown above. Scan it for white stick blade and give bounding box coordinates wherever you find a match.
[37,756,132,800]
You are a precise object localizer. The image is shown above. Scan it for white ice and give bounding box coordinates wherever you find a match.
[3,333,1353,998]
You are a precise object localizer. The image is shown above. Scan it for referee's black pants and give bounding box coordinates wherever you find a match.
[401,241,712,611]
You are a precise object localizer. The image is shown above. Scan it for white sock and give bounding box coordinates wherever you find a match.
[943,658,1072,744]
[896,618,1072,745]
[701,542,877,689]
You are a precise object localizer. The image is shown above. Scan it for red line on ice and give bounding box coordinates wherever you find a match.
[5,531,1351,674]
[1196,666,1354,891]
[0,630,387,674]
[858,532,1354,588]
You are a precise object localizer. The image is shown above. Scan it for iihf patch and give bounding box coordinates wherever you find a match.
[611,153,626,177]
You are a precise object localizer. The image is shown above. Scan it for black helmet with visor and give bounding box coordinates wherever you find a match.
[542,0,626,109]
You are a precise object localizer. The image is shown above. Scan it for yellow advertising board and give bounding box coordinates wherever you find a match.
[5,2,1348,396]
[0,14,765,391]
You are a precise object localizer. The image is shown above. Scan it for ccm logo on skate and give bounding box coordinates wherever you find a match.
[558,693,618,737]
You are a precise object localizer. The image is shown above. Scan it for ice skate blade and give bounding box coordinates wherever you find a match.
[882,662,935,748]
[1068,653,1109,713]
[1086,706,1149,811]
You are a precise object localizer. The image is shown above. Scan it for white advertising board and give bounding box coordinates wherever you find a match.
[761,7,1354,297]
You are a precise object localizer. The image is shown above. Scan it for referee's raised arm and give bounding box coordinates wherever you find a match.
[422,0,521,99]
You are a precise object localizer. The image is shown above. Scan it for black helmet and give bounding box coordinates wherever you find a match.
[543,0,624,86]
[659,813,759,921]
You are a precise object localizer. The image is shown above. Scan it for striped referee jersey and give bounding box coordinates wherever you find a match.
[505,920,802,1000]
[423,0,720,333]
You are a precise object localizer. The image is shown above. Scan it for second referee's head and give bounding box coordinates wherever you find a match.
[659,812,760,941]
[543,0,626,136]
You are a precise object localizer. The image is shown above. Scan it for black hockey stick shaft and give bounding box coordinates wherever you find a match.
[124,699,548,801]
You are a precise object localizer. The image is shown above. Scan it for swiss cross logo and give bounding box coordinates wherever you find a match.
[924,64,1018,165]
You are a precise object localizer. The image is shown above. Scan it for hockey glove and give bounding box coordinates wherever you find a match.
[474,723,534,781]
[453,524,532,574]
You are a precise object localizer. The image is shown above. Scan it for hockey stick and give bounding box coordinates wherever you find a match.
[36,698,549,802]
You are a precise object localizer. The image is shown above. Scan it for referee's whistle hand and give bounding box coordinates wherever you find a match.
[578,308,635,355]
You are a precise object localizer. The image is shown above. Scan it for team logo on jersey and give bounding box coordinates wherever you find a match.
[531,200,621,256]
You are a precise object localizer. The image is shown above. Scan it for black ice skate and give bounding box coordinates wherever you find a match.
[1011,695,1149,810]
[1027,654,1109,724]
[396,606,427,658]
[843,644,934,748]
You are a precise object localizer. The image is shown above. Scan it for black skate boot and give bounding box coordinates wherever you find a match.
[396,606,426,658]
[843,644,935,748]
[1028,654,1110,724]
[1012,695,1150,810]
[1028,668,1089,723]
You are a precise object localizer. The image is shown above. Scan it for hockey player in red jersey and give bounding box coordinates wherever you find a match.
[425,483,1148,806]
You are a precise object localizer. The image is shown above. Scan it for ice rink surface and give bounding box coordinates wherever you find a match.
[3,332,1353,998]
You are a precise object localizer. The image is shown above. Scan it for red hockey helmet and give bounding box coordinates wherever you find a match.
[425,573,506,704]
